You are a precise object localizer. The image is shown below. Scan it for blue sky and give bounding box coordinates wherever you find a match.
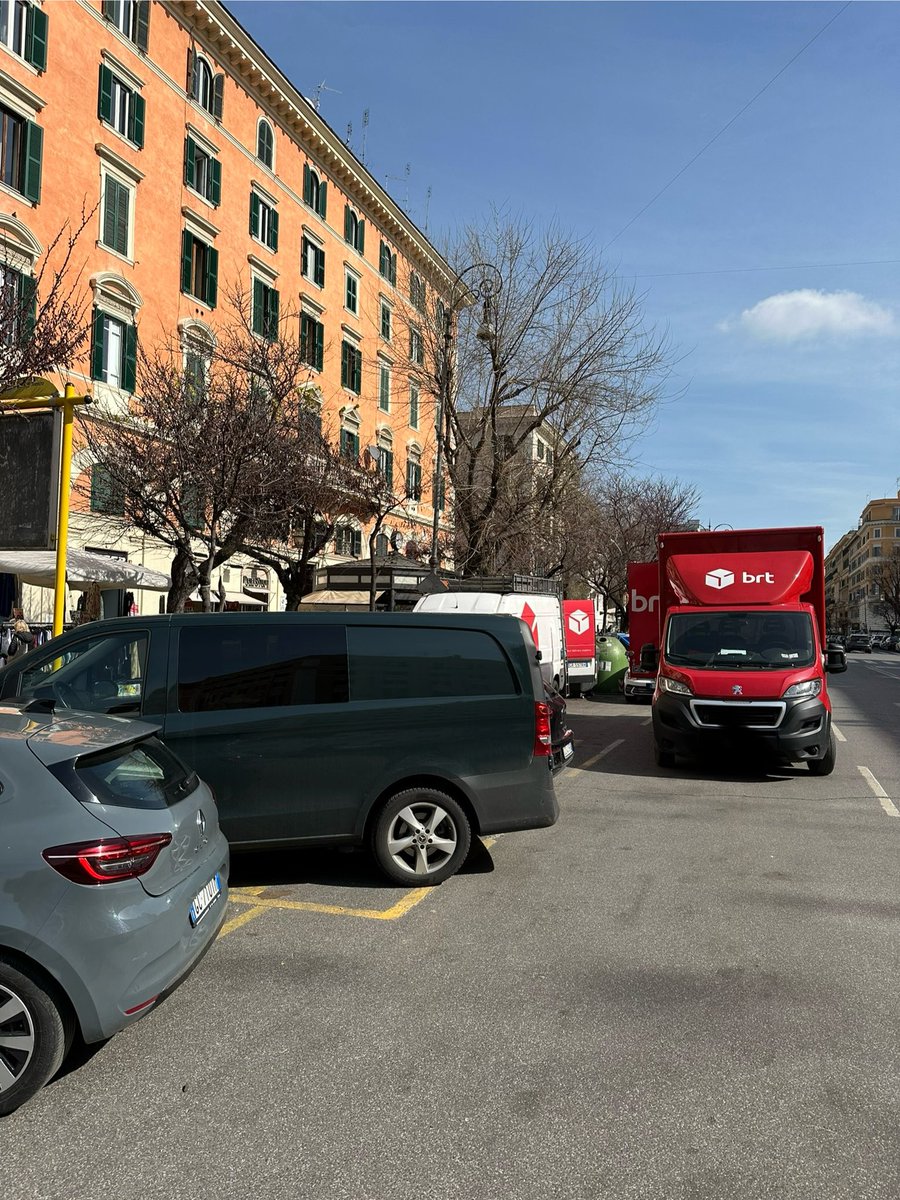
[231,1,900,550]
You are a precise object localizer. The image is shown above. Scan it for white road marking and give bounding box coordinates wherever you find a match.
[642,717,652,726]
[858,766,900,819]
[832,724,846,743]
[575,739,625,770]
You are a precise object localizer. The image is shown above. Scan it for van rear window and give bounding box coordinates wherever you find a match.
[348,627,517,701]
[177,626,348,712]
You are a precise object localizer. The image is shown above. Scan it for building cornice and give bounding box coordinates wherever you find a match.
[161,1,455,292]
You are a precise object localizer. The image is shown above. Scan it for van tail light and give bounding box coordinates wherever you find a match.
[42,834,172,885]
[533,701,552,758]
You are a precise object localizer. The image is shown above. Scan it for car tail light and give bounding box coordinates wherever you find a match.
[42,834,172,885]
[533,701,552,757]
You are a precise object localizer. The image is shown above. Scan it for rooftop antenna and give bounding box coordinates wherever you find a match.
[345,121,353,148]
[311,80,340,112]
[385,163,411,209]
[361,108,370,166]
[424,185,432,232]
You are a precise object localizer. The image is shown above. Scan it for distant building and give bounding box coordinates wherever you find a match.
[825,492,900,631]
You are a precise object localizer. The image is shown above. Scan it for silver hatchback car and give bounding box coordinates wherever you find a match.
[0,702,229,1116]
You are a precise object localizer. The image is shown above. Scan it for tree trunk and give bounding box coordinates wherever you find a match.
[167,546,197,612]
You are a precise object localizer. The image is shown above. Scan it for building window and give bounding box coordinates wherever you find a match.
[249,191,278,251]
[340,340,362,395]
[256,118,274,169]
[406,454,422,501]
[90,463,125,515]
[379,240,397,286]
[90,308,137,392]
[375,531,389,557]
[378,361,390,412]
[409,325,423,366]
[303,163,327,218]
[300,312,324,371]
[302,236,324,287]
[0,262,34,345]
[873,527,881,538]
[380,301,392,342]
[344,205,365,254]
[98,65,145,148]
[100,173,132,258]
[0,103,41,202]
[377,431,394,489]
[409,380,419,430]
[183,347,208,401]
[252,278,279,341]
[1,0,47,69]
[340,425,360,461]
[187,50,223,120]
[410,271,426,312]
[344,269,358,315]
[184,136,220,205]
[335,525,362,557]
[180,230,218,308]
[103,0,149,51]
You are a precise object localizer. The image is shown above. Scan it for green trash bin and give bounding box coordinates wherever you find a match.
[594,635,628,694]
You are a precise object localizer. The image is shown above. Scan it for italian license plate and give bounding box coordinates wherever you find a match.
[563,742,574,760]
[570,660,591,669]
[189,873,222,927]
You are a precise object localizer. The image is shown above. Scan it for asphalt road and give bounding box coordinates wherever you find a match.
[4,655,899,1200]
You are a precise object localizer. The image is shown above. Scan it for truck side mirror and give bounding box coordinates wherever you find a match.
[640,643,659,673]
[825,647,847,674]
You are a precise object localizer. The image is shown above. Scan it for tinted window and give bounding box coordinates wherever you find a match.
[177,625,348,712]
[348,627,517,701]
[72,736,197,810]
[18,632,149,709]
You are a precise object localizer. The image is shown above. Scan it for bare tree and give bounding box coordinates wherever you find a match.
[577,472,701,628]
[872,549,900,634]
[0,206,95,392]
[413,213,671,575]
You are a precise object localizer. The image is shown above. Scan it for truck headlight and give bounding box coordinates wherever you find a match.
[659,676,692,696]
[783,678,822,699]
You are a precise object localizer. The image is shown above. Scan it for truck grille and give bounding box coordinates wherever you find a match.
[692,703,784,729]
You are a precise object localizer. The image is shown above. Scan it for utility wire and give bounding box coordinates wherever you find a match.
[603,1,853,251]
[634,256,900,279]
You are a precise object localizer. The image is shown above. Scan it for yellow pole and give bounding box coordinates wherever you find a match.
[52,384,76,636]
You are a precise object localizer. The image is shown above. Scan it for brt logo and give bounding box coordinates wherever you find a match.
[630,590,658,612]
[705,568,775,589]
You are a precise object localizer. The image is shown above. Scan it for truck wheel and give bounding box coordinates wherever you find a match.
[0,959,73,1117]
[372,788,471,886]
[808,733,836,776]
[654,742,675,769]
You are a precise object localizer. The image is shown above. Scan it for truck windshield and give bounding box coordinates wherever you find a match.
[665,611,816,669]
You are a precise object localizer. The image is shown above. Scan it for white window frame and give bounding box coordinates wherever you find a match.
[0,1,27,59]
[344,266,359,316]
[378,358,391,412]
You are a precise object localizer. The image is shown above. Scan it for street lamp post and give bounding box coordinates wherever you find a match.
[429,263,502,569]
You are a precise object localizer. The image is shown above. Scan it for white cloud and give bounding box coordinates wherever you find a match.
[719,289,896,341]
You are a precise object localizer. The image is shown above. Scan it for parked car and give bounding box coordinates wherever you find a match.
[846,633,873,653]
[544,683,575,771]
[0,703,228,1116]
[826,634,845,649]
[887,634,900,653]
[0,613,559,887]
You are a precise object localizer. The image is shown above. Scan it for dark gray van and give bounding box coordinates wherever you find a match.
[0,613,559,884]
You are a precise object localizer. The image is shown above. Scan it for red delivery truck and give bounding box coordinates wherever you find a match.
[624,562,658,701]
[563,599,597,695]
[639,527,847,773]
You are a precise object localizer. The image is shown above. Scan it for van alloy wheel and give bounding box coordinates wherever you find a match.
[0,960,71,1117]
[373,789,471,886]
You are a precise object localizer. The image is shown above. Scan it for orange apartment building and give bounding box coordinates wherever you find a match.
[0,0,454,618]
[825,491,900,632]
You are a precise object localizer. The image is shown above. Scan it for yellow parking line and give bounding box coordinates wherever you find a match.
[572,739,625,770]
[220,903,268,937]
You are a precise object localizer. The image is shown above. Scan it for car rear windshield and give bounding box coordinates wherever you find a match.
[72,736,199,809]
[665,611,816,669]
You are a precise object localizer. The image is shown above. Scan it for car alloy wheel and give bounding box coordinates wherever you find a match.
[0,961,71,1117]
[373,788,471,886]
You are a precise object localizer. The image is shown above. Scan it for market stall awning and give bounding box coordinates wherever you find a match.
[0,549,171,591]
[300,589,374,606]
[188,589,267,608]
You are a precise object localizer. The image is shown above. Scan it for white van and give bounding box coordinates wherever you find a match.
[414,592,566,690]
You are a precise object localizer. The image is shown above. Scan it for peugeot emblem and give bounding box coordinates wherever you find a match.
[732,684,743,696]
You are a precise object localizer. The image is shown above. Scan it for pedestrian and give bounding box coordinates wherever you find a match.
[6,617,34,660]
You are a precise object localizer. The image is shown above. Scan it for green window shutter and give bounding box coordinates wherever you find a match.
[340,342,348,389]
[353,348,361,394]
[318,179,327,219]
[357,220,365,256]
[186,47,195,95]
[212,73,224,121]
[249,191,259,238]
[16,271,37,338]
[104,178,128,255]
[98,64,113,123]
[102,1,115,20]
[90,309,106,381]
[315,246,325,288]
[123,323,138,392]
[180,230,193,295]
[390,254,397,286]
[268,208,279,252]
[206,245,218,308]
[383,450,393,489]
[135,0,150,52]
[252,278,264,336]
[209,156,221,206]
[183,136,195,187]
[302,164,310,205]
[266,288,279,341]
[300,314,310,363]
[344,205,351,242]
[25,4,48,71]
[314,320,324,370]
[352,530,362,557]
[130,92,145,148]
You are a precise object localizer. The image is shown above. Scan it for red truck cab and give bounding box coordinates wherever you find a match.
[643,527,847,774]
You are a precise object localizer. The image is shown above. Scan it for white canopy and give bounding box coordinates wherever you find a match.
[188,588,267,608]
[0,549,171,591]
